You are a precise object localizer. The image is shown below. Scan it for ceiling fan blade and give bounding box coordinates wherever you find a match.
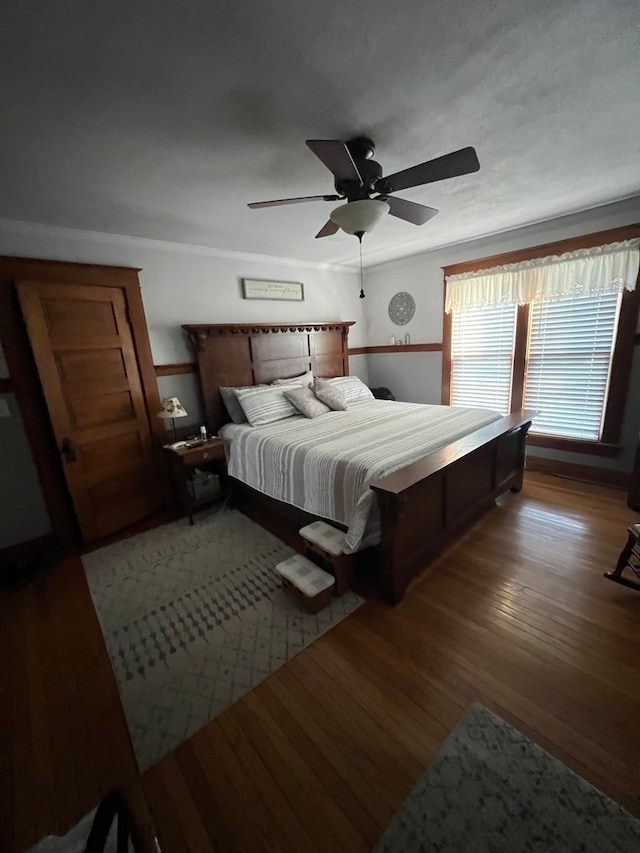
[383,146,480,193]
[248,194,341,209]
[385,196,439,226]
[306,140,363,185]
[315,220,340,239]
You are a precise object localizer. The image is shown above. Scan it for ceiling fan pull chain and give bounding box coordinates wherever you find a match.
[358,234,365,299]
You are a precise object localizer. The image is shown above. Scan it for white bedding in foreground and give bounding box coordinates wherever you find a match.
[220,400,501,553]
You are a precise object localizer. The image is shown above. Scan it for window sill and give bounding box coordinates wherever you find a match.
[527,433,620,457]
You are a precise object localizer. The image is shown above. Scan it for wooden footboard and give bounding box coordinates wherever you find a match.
[230,411,532,606]
[370,411,533,604]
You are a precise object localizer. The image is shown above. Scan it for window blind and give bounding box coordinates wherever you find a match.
[450,304,517,415]
[524,292,621,440]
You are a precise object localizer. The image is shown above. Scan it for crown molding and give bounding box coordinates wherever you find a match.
[360,193,640,271]
[0,217,359,273]
[1,194,638,275]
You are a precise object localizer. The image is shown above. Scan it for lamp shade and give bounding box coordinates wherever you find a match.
[157,397,187,419]
[329,199,390,235]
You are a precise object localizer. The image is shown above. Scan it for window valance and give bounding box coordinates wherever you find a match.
[445,239,640,313]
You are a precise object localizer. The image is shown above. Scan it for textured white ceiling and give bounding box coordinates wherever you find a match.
[0,0,638,267]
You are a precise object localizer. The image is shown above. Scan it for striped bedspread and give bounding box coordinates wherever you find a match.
[220,401,501,553]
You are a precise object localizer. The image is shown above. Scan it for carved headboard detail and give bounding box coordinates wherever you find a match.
[182,321,355,433]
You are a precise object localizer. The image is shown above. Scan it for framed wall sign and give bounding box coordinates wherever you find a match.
[242,279,305,301]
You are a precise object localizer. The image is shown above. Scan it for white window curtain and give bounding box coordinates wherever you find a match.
[445,239,640,314]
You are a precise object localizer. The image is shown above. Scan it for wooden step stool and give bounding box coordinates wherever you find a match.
[275,554,335,613]
[299,520,353,596]
[605,522,640,591]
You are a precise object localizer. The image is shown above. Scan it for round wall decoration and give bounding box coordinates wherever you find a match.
[388,291,416,325]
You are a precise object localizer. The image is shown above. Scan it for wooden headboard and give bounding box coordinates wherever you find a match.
[182,321,355,433]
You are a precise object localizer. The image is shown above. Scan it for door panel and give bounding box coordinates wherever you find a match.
[57,349,128,382]
[17,279,161,541]
[80,431,147,473]
[43,295,120,338]
[68,389,136,429]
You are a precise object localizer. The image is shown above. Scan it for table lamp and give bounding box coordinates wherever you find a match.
[157,397,187,440]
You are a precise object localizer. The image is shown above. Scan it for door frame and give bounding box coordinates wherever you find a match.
[0,256,164,551]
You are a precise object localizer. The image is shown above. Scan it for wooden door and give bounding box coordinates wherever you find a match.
[17,279,161,542]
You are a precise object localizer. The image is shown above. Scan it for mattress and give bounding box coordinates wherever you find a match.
[220,400,501,553]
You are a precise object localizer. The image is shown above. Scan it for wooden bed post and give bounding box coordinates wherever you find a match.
[510,420,531,493]
[376,490,415,605]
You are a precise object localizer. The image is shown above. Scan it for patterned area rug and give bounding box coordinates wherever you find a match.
[83,507,363,771]
[375,703,640,853]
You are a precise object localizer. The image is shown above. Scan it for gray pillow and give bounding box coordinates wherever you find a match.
[220,385,256,424]
[234,385,298,426]
[283,386,330,419]
[314,377,347,411]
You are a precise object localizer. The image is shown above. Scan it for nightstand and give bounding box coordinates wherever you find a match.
[163,437,227,524]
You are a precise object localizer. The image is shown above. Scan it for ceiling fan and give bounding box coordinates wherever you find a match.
[248,137,480,238]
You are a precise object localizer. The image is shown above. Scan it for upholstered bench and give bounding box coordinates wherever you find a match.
[299,520,354,596]
[275,554,335,613]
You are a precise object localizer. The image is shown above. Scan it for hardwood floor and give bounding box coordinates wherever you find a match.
[2,472,639,852]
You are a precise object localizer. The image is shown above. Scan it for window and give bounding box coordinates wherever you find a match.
[443,227,640,456]
[450,293,622,442]
[451,304,517,414]
[523,292,621,440]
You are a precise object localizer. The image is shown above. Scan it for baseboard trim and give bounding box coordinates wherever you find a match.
[526,455,631,489]
[155,362,197,377]
[349,343,442,355]
[0,533,56,568]
[154,348,442,373]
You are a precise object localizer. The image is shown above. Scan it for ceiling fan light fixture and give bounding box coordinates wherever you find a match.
[329,199,390,235]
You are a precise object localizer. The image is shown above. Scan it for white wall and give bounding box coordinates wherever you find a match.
[367,352,442,404]
[1,338,52,549]
[0,220,367,359]
[363,196,640,471]
[0,393,52,548]
[0,219,367,544]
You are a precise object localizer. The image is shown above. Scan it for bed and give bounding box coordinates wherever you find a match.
[184,321,533,604]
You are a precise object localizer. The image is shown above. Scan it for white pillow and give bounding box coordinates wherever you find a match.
[220,384,267,424]
[271,370,314,387]
[235,385,299,426]
[326,376,375,404]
